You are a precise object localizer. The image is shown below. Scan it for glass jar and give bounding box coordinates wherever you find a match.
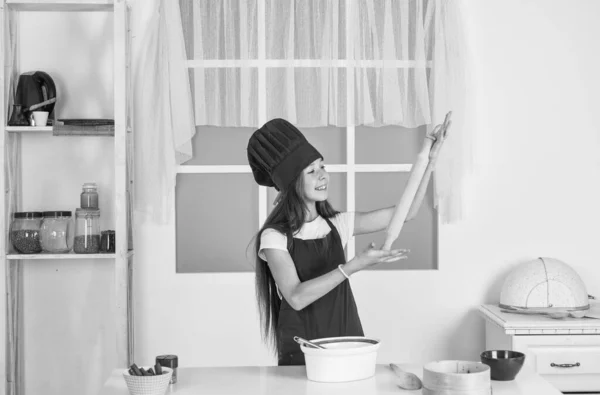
[100,230,116,253]
[156,355,178,384]
[80,182,99,209]
[73,208,101,254]
[10,212,43,254]
[40,211,73,253]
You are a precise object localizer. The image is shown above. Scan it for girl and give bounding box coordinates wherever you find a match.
[247,117,448,366]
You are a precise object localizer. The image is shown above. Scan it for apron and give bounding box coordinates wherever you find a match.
[276,217,364,366]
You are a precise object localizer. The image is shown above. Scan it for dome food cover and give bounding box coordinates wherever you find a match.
[500,257,589,311]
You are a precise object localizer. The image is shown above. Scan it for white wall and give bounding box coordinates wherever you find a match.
[132,0,600,369]
[9,1,600,395]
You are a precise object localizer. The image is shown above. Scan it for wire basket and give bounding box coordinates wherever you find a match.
[122,367,172,395]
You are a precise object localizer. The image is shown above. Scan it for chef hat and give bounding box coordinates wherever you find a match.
[247,118,323,191]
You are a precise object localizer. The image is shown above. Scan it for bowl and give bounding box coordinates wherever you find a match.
[422,360,491,393]
[480,350,525,381]
[122,366,172,395]
[299,336,380,383]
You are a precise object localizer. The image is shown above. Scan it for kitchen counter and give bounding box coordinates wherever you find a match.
[479,304,600,393]
[99,363,561,395]
[479,303,600,334]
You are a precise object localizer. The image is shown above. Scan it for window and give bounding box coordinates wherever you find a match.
[176,0,438,273]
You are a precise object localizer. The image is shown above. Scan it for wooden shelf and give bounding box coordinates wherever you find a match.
[8,253,115,259]
[6,125,123,136]
[1,0,134,381]
[6,126,52,133]
[6,249,134,260]
[6,0,113,12]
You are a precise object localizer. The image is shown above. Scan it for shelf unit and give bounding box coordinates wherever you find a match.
[0,1,134,395]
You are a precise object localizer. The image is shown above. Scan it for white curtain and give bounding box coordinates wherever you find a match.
[183,0,472,223]
[130,0,195,224]
[187,0,431,128]
[131,0,472,223]
[427,0,473,224]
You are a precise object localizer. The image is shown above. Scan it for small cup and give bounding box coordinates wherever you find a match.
[480,350,525,381]
[32,111,49,127]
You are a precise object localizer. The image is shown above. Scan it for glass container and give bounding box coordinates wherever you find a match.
[10,212,43,254]
[73,208,101,254]
[156,355,178,384]
[40,211,73,253]
[100,230,115,253]
[80,182,99,209]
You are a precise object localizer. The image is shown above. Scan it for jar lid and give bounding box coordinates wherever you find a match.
[13,212,43,219]
[75,208,101,217]
[82,182,97,189]
[156,355,178,368]
[43,211,72,218]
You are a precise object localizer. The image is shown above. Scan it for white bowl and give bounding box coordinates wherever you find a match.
[422,360,491,394]
[122,367,172,395]
[300,336,381,383]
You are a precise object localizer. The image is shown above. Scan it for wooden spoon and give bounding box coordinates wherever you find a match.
[389,363,423,390]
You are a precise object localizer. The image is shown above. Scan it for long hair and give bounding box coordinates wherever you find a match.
[252,171,338,355]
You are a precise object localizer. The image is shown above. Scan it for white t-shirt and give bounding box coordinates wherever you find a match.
[258,212,355,261]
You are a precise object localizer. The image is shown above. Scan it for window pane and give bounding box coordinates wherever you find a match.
[354,68,430,127]
[356,125,426,164]
[327,173,347,212]
[266,68,347,126]
[176,174,258,273]
[303,127,346,164]
[265,0,346,59]
[355,173,437,270]
[193,68,258,127]
[181,0,258,60]
[185,126,255,166]
[355,0,424,61]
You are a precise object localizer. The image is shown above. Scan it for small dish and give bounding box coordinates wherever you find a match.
[480,350,525,381]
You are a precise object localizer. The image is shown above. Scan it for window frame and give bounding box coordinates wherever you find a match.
[178,0,439,263]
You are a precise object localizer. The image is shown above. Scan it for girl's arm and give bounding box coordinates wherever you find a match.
[351,115,451,238]
[353,206,395,236]
[405,116,452,221]
[353,114,452,236]
[264,245,407,311]
[351,148,431,238]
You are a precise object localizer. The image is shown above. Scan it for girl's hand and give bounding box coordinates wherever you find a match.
[427,111,452,162]
[346,242,409,274]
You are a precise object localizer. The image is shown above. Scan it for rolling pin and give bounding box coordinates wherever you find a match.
[382,112,452,251]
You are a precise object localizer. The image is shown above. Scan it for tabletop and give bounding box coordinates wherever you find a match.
[99,363,562,395]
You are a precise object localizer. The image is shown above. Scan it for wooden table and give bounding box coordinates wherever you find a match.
[99,363,562,394]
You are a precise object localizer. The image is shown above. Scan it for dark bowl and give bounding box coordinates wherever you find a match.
[480,350,525,381]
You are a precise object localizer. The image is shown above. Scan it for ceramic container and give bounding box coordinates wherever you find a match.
[122,367,172,395]
[422,360,491,395]
[299,336,380,383]
[480,350,525,381]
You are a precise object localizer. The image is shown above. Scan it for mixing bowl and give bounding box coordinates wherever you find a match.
[299,336,380,382]
[480,350,525,381]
